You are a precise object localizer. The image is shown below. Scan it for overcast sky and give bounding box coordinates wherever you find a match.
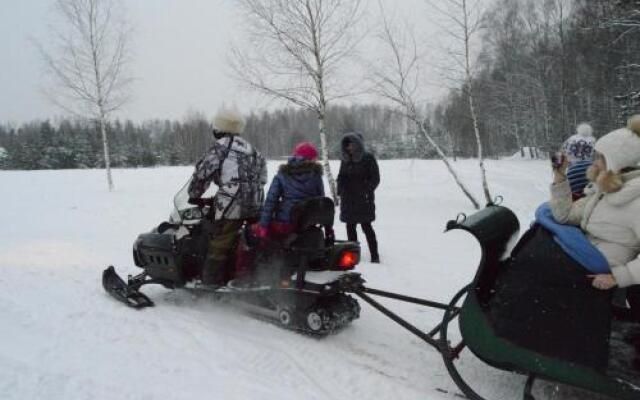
[0,0,448,124]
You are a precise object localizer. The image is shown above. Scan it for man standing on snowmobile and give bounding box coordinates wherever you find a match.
[188,107,267,286]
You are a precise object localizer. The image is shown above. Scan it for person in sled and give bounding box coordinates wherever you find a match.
[562,122,596,200]
[562,122,596,164]
[337,132,380,263]
[257,141,327,240]
[187,107,267,286]
[551,116,640,313]
[489,115,640,371]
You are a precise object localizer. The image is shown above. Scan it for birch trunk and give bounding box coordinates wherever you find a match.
[318,111,339,205]
[98,113,114,191]
[468,89,491,204]
[462,0,491,205]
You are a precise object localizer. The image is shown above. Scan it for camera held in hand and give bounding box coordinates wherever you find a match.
[550,152,566,170]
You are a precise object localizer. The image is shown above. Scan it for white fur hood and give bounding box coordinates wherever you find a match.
[605,169,640,206]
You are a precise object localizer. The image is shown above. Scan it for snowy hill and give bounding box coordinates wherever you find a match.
[0,160,606,400]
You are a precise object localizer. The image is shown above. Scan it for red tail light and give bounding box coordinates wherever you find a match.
[338,250,359,269]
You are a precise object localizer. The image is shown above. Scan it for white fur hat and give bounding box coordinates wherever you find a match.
[595,115,640,173]
[213,107,245,134]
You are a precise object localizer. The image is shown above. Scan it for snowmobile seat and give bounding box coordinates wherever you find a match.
[284,197,334,252]
[290,197,335,233]
[266,197,334,270]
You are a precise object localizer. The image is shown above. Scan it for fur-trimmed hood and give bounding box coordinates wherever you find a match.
[605,169,640,206]
[341,132,365,162]
[279,158,323,176]
[584,169,640,206]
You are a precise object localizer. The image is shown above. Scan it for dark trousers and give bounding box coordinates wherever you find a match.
[346,223,378,258]
[203,219,243,285]
[627,285,640,322]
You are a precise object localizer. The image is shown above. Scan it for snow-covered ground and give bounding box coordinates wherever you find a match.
[0,160,609,400]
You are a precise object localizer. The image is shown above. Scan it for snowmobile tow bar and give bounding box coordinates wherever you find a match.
[339,274,464,356]
[338,270,497,400]
[336,200,503,360]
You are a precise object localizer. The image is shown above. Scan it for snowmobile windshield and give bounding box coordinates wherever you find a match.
[170,177,216,224]
[170,179,193,223]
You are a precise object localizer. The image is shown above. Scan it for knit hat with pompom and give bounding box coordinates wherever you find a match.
[563,123,595,163]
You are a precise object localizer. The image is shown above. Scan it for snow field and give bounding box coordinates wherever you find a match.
[0,160,609,399]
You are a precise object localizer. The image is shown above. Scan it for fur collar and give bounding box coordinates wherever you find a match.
[604,169,640,206]
[279,159,323,176]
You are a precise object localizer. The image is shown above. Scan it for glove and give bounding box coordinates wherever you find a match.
[256,225,269,239]
[188,198,206,207]
[252,225,270,251]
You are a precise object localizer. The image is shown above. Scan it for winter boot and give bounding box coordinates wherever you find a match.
[201,257,226,286]
[228,277,257,289]
[361,223,379,264]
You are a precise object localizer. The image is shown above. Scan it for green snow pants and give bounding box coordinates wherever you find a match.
[202,219,243,285]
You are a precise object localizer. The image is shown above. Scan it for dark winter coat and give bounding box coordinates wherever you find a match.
[259,157,324,227]
[489,225,612,370]
[337,132,380,224]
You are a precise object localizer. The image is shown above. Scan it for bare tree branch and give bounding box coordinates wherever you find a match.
[370,3,481,209]
[231,0,365,203]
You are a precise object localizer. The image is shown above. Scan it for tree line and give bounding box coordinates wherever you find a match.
[0,105,424,170]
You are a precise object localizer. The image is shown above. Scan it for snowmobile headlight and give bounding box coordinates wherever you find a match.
[338,250,359,270]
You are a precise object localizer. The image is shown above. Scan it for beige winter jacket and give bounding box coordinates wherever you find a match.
[550,169,640,287]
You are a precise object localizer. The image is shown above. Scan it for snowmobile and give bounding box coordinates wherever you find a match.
[102,179,362,336]
[336,201,640,399]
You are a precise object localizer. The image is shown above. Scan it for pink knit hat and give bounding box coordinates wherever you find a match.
[293,142,319,160]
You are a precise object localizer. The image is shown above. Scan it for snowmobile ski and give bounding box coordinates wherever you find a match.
[102,266,154,308]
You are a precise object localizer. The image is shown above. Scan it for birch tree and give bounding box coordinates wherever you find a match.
[427,0,493,204]
[231,0,364,204]
[37,0,133,191]
[372,12,481,209]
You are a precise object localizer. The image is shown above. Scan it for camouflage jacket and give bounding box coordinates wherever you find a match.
[188,135,267,220]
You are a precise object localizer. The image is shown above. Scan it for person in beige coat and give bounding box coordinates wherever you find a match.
[550,115,640,317]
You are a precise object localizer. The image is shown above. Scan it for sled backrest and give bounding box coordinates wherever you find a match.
[446,204,520,304]
[290,197,335,233]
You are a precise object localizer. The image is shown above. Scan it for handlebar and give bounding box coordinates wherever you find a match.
[187,197,214,208]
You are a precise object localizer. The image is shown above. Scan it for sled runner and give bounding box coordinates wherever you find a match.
[341,202,640,400]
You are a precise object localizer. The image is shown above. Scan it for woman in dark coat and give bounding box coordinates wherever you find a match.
[337,132,380,263]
